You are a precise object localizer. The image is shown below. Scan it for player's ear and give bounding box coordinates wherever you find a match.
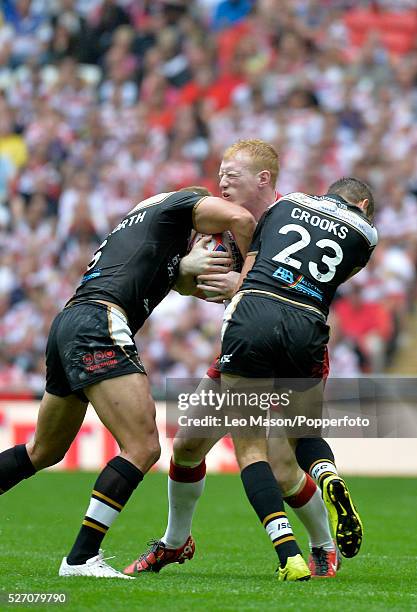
[357,198,369,216]
[258,170,270,187]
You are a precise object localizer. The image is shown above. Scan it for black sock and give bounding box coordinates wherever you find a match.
[0,444,36,494]
[295,438,337,487]
[67,456,143,565]
[241,461,300,566]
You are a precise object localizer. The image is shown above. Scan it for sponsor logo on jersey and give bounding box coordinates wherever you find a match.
[272,266,323,301]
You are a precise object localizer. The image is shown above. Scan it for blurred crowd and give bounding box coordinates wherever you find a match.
[1,0,417,394]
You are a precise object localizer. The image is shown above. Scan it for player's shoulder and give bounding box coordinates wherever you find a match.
[128,191,176,215]
[165,189,206,207]
[275,192,321,206]
[272,191,378,246]
[128,190,205,216]
[266,191,317,209]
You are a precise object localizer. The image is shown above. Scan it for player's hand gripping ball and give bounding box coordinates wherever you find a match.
[192,232,243,298]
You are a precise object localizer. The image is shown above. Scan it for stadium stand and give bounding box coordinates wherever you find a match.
[0,0,416,395]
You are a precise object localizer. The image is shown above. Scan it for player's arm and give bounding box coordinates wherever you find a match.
[193,196,256,257]
[196,260,253,303]
[196,207,265,301]
[345,243,377,281]
[234,253,256,294]
[224,209,265,295]
[175,234,233,296]
[195,270,241,302]
[196,240,257,302]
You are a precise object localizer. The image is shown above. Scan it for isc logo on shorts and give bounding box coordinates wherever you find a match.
[220,354,232,364]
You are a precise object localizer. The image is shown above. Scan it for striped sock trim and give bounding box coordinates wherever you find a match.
[262,511,286,527]
[265,515,294,543]
[92,490,123,511]
[273,535,296,547]
[82,518,108,534]
[310,460,338,485]
[86,497,120,527]
[310,459,337,470]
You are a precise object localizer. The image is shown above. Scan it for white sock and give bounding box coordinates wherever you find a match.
[293,488,334,551]
[162,465,206,549]
[284,474,334,551]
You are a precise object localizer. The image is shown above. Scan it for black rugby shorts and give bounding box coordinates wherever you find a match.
[45,302,145,400]
[220,292,329,386]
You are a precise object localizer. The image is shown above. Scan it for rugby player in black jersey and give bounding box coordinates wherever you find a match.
[0,188,255,578]
[219,177,377,580]
[127,142,370,580]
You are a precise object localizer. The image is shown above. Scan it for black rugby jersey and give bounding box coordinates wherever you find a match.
[71,190,204,333]
[241,192,378,317]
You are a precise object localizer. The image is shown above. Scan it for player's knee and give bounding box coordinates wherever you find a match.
[173,437,204,464]
[138,443,161,471]
[123,433,161,473]
[234,445,267,471]
[271,456,301,492]
[146,438,161,465]
[27,440,66,470]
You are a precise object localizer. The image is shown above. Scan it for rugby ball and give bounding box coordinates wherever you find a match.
[190,231,243,271]
[191,231,243,298]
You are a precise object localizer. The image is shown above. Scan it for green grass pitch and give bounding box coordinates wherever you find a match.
[0,472,415,611]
